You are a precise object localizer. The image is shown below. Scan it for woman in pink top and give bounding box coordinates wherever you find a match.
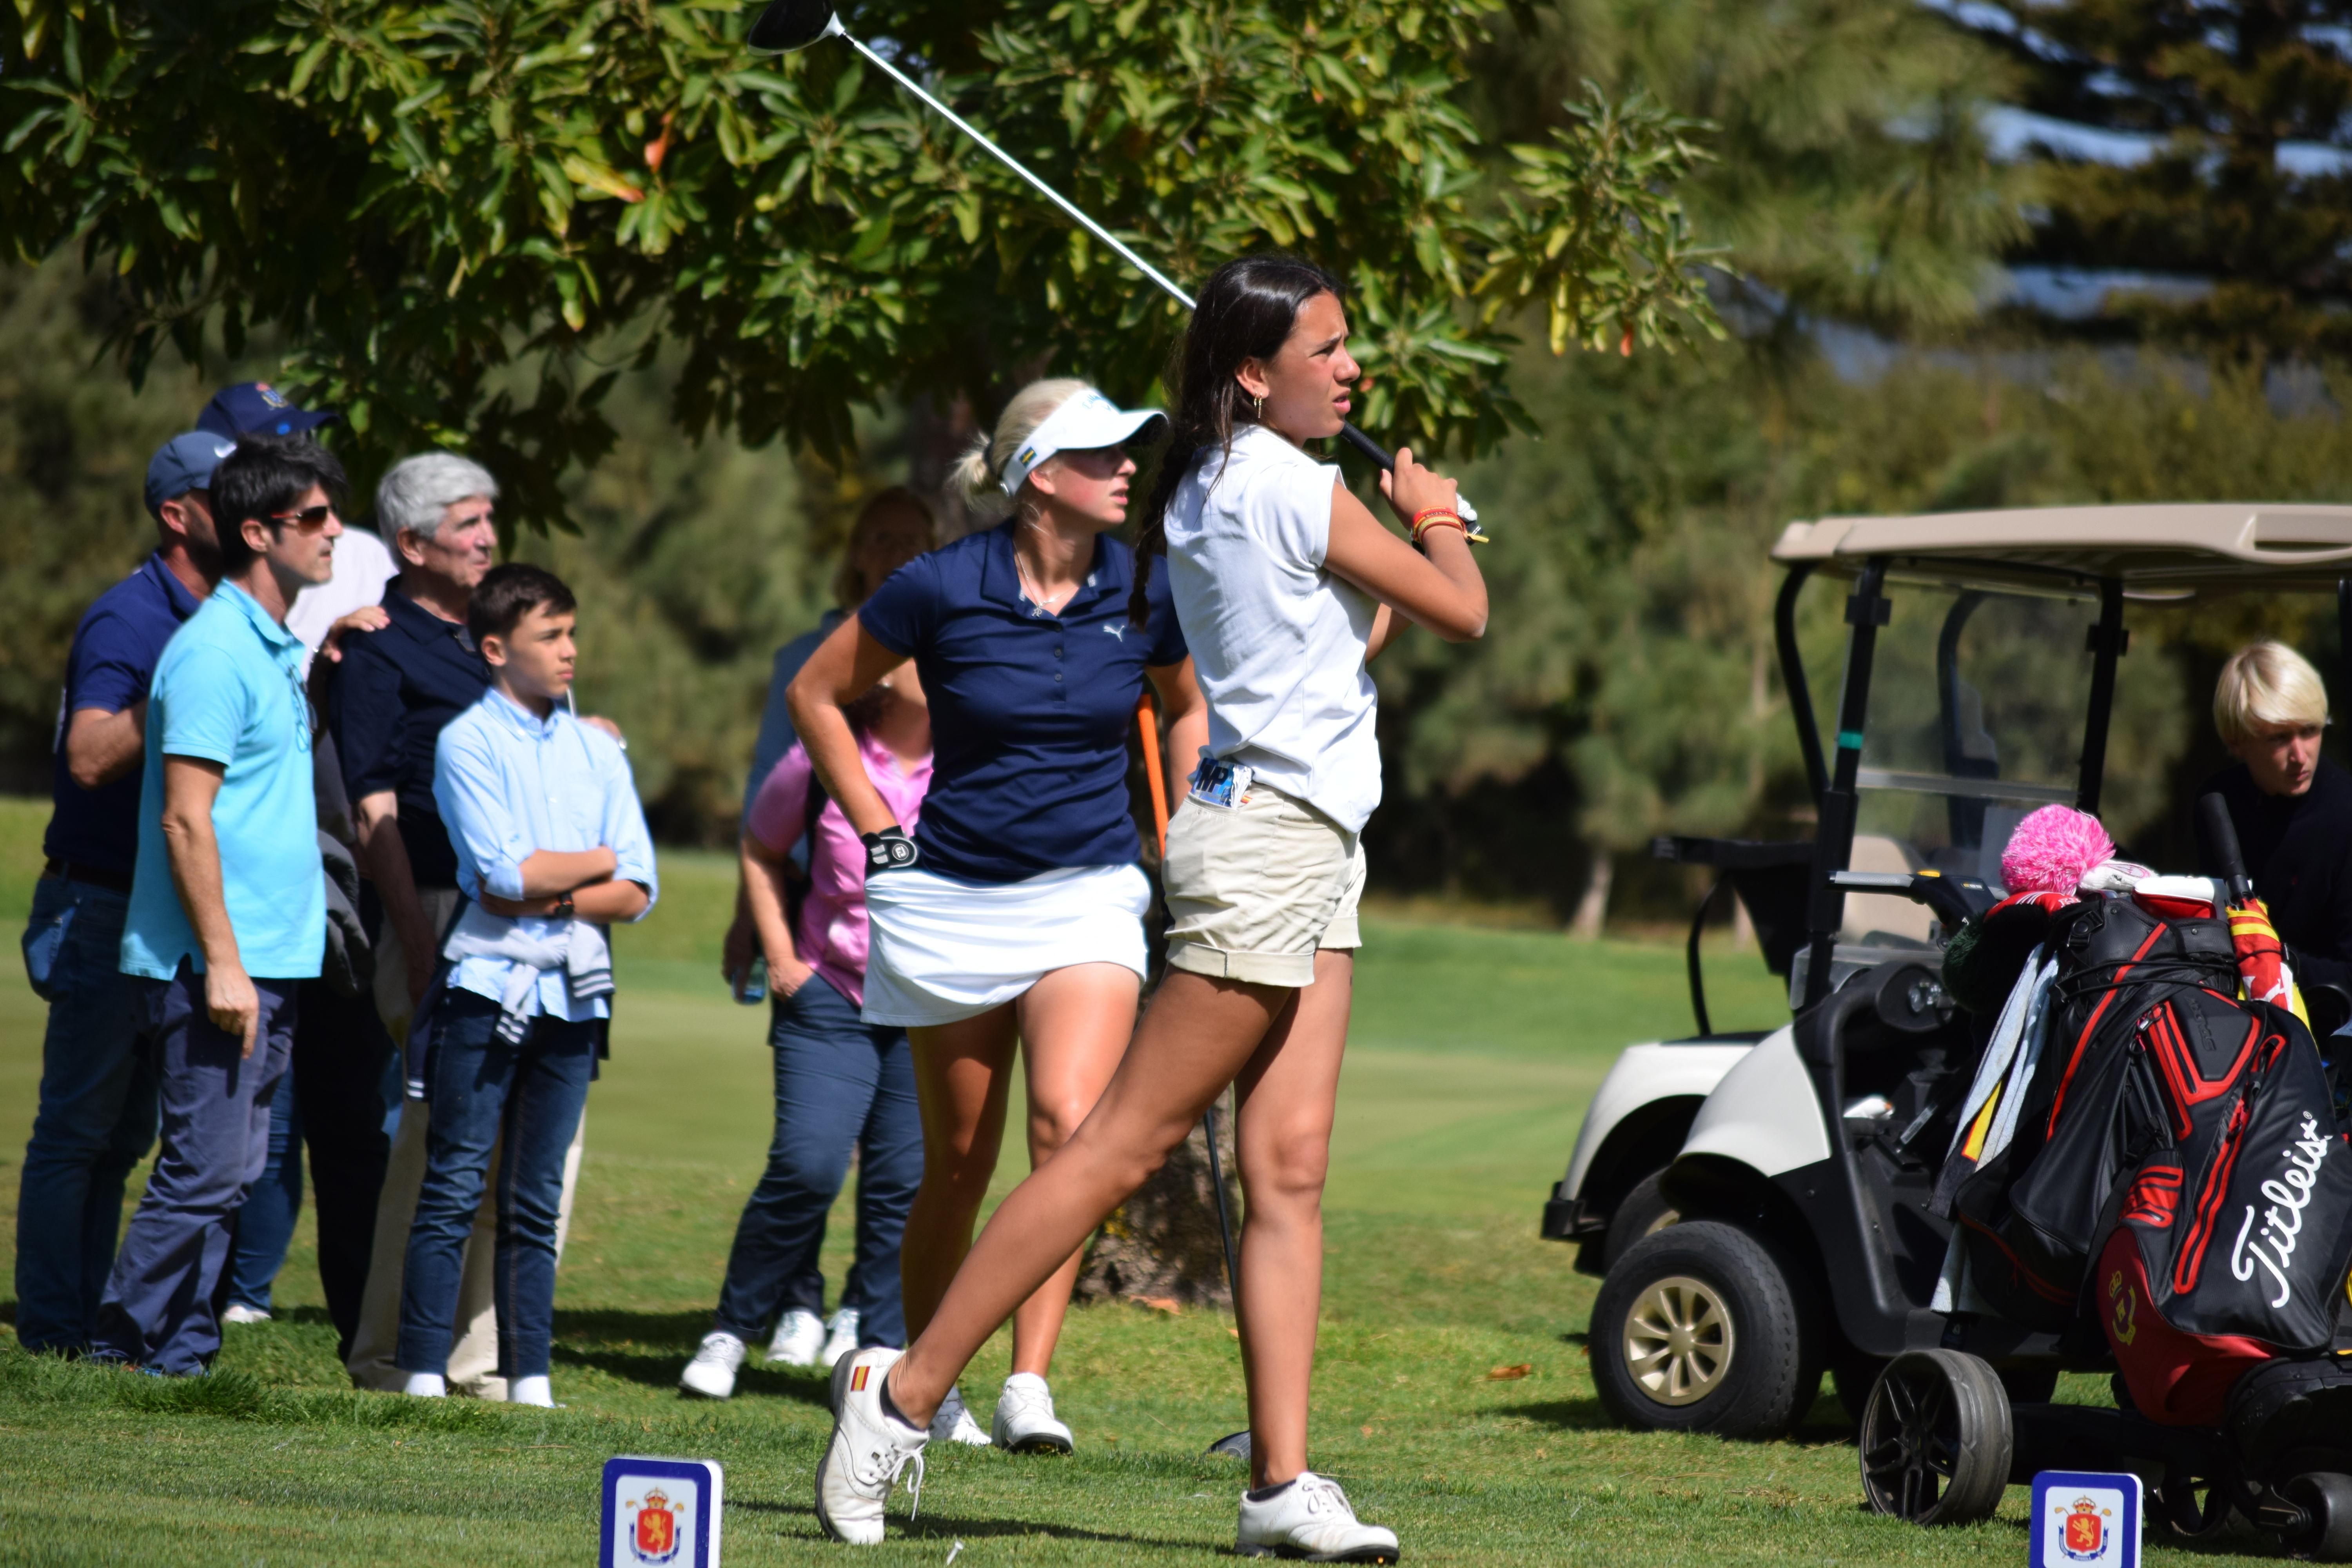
[680,670,933,1399]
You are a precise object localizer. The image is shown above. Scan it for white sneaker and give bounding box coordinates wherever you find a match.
[991,1372,1074,1454]
[767,1308,825,1367]
[680,1331,747,1399]
[401,1371,447,1399]
[930,1385,991,1446]
[1236,1472,1399,1563]
[220,1303,271,1325]
[820,1307,861,1368]
[508,1374,555,1408]
[814,1347,928,1545]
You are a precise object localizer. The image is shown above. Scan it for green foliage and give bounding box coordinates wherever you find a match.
[1474,0,2031,332]
[0,0,1722,515]
[1947,2,2352,358]
[0,260,221,793]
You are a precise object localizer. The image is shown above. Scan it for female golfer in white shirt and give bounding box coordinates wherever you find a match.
[815,254,1487,1562]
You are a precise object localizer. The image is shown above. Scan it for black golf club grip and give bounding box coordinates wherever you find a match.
[1336,423,1484,533]
[2198,791,2256,906]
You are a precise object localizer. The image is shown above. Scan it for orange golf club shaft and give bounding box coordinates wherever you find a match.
[1136,691,1169,857]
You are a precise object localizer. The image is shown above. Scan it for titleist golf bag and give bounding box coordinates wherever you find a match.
[1947,886,2352,1423]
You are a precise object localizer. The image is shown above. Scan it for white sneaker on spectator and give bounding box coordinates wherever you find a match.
[767,1308,825,1367]
[508,1374,557,1407]
[402,1371,447,1399]
[1236,1472,1399,1563]
[814,1347,927,1545]
[220,1303,271,1325]
[930,1385,991,1446]
[819,1307,861,1368]
[680,1331,747,1400]
[991,1372,1074,1454]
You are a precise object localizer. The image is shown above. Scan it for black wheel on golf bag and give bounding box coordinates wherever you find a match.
[1590,1220,1819,1440]
[2276,1473,2352,1562]
[1858,1350,2014,1524]
[1602,1171,1680,1270]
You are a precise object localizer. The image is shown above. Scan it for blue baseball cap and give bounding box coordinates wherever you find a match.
[144,432,240,518]
[194,381,338,440]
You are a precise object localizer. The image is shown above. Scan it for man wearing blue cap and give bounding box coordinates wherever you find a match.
[13,430,234,1356]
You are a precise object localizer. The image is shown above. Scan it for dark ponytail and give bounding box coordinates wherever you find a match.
[1129,254,1344,626]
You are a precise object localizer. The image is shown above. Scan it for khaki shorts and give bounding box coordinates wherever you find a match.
[1163,781,1365,987]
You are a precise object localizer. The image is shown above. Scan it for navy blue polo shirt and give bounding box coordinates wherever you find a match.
[859,523,1188,884]
[43,554,205,878]
[328,584,490,888]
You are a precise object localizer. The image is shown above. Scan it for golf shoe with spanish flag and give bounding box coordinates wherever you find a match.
[815,1347,928,1544]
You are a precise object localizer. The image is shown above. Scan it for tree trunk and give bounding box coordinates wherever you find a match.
[1074,1089,1240,1308]
[1571,847,1613,939]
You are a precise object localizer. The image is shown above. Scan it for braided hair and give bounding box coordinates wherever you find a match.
[1129,255,1343,626]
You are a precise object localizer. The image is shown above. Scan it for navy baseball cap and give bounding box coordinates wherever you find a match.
[144,432,240,517]
[195,381,338,440]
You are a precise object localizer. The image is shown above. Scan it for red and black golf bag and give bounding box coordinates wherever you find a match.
[1948,884,2352,1424]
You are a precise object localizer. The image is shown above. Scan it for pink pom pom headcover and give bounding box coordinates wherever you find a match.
[1999,804,2116,896]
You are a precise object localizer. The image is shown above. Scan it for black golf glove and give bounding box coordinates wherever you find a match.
[862,826,920,874]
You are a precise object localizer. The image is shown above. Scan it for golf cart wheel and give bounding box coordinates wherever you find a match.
[2279,1473,2352,1561]
[1591,1220,1812,1440]
[1602,1171,1681,1270]
[1857,1350,2013,1525]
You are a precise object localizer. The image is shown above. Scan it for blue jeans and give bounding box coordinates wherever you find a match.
[395,989,593,1381]
[15,878,160,1354]
[712,975,922,1348]
[226,1058,303,1312]
[91,962,295,1375]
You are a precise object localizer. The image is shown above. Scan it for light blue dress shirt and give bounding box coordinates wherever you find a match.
[432,687,658,1020]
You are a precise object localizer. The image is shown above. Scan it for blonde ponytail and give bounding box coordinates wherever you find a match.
[955,377,1093,521]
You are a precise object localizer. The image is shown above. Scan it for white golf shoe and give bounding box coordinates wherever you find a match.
[220,1303,271,1325]
[814,1347,928,1545]
[767,1308,825,1367]
[820,1307,861,1368]
[679,1331,747,1399]
[991,1372,1074,1454]
[1236,1472,1400,1563]
[930,1384,991,1447]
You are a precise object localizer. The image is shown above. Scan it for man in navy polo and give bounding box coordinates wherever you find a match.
[14,432,233,1356]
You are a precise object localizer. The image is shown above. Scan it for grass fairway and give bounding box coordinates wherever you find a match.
[0,815,2194,1565]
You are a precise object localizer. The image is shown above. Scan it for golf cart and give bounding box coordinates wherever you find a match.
[1540,503,2352,1549]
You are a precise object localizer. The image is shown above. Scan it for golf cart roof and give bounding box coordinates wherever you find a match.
[1772,503,2352,599]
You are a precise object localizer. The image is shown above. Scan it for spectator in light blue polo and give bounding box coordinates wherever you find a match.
[13,431,233,1357]
[396,563,657,1408]
[91,433,348,1375]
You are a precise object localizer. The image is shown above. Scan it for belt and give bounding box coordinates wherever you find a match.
[41,857,133,894]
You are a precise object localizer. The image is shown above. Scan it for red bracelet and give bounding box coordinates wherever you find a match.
[1411,511,1465,545]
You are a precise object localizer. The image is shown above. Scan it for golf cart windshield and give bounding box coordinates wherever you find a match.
[1850,584,2103,890]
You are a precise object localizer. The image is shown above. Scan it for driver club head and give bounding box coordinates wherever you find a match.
[748,0,843,52]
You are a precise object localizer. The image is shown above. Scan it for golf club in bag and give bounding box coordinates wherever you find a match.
[746,0,1485,536]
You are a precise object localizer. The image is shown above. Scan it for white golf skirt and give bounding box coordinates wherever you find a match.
[860,862,1153,1028]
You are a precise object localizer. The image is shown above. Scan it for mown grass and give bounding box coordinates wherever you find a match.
[0,816,2239,1564]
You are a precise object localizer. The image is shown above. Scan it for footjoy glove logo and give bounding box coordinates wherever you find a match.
[2230,1112,2332,1308]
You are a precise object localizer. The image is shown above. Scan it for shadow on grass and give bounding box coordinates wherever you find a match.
[1494,1397,1613,1430]
[731,1496,1203,1549]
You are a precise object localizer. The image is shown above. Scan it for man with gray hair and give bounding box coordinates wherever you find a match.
[327,451,513,1392]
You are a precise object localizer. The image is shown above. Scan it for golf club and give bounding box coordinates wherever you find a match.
[748,0,1485,534]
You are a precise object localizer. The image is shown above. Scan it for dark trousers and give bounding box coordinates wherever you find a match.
[15,878,158,1354]
[395,990,593,1381]
[226,1058,303,1312]
[91,963,296,1375]
[290,978,393,1358]
[712,975,923,1348]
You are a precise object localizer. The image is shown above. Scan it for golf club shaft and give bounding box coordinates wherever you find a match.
[841,28,1480,526]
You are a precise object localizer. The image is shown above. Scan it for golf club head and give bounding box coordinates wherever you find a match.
[1208,1429,1251,1461]
[748,0,843,52]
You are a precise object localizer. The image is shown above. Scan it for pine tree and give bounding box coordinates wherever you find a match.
[1946,1,2352,358]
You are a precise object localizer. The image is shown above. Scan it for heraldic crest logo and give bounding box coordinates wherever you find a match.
[601,1457,724,1568]
[2029,1470,2140,1568]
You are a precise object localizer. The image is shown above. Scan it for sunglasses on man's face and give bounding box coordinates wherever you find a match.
[269,505,338,533]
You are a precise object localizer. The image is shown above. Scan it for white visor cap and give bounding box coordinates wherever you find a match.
[999,389,1166,498]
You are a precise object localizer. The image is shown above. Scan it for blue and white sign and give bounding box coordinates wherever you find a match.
[2030,1470,2140,1568]
[601,1456,723,1568]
